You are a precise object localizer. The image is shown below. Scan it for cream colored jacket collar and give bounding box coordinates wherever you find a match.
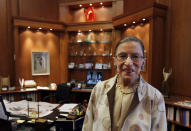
[104,74,147,102]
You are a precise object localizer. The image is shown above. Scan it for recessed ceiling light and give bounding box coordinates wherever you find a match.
[39,27,42,30]
[27,26,31,29]
[90,3,92,6]
[142,18,146,21]
[132,21,136,24]
[100,2,103,5]
[124,24,127,27]
[79,4,82,7]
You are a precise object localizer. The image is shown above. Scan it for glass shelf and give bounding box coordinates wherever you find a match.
[69,54,112,57]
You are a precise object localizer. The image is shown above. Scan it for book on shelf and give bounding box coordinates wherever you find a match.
[175,108,180,122]
[167,106,174,121]
[166,105,191,127]
[185,110,190,126]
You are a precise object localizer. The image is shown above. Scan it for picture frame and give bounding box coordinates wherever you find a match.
[31,52,50,76]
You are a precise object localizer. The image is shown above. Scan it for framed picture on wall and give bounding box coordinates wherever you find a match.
[31,52,50,76]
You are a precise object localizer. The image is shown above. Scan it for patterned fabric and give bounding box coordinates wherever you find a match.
[82,75,167,131]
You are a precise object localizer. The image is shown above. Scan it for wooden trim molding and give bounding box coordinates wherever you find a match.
[66,21,113,31]
[13,17,66,31]
[113,8,153,28]
[58,0,114,6]
[113,3,167,28]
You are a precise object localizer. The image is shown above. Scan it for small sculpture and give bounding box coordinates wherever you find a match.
[19,78,24,91]
[162,67,172,97]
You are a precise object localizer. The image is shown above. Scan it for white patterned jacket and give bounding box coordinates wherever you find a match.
[82,75,167,131]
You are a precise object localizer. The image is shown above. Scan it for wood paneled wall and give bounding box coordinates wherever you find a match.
[18,0,58,20]
[123,0,168,16]
[122,24,150,82]
[15,29,61,86]
[0,0,59,87]
[123,0,154,15]
[168,0,191,97]
[0,0,15,85]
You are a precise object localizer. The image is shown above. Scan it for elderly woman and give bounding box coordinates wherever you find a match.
[82,36,167,131]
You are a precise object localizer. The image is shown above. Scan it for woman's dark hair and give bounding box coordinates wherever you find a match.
[114,36,145,57]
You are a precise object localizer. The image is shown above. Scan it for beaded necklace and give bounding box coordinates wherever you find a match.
[116,76,138,95]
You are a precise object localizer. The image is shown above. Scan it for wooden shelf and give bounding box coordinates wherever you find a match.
[168,120,191,129]
[69,42,112,45]
[66,21,113,31]
[68,68,112,71]
[72,89,92,93]
[165,98,191,129]
[68,28,113,83]
[69,55,112,57]
[165,100,191,110]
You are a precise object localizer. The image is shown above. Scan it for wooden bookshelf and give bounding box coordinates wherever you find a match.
[0,88,56,102]
[165,98,191,130]
[0,88,92,103]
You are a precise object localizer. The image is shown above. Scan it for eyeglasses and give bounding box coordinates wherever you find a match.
[116,53,144,63]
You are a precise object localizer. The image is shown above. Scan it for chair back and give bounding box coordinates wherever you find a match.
[56,83,72,104]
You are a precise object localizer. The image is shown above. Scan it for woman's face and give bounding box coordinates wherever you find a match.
[114,41,145,85]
